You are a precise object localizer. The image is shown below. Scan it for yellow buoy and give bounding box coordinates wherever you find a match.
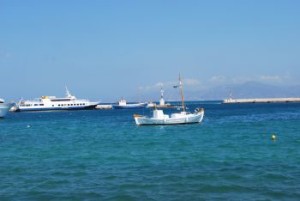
[271,134,276,141]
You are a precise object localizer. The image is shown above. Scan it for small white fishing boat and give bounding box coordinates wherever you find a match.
[134,74,204,125]
[0,98,14,118]
[134,108,204,125]
[114,98,147,109]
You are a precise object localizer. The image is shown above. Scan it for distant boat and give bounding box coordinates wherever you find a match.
[16,87,99,112]
[134,74,204,125]
[113,98,147,109]
[95,104,113,110]
[0,98,14,118]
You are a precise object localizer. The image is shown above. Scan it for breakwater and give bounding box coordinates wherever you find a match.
[223,97,300,104]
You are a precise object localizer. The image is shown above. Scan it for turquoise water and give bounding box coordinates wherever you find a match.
[1,102,300,200]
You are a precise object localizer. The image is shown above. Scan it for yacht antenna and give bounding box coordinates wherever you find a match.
[65,86,72,97]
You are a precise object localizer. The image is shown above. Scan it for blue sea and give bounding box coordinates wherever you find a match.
[1,102,300,200]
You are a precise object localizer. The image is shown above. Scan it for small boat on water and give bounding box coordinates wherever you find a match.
[0,98,14,118]
[16,87,99,112]
[113,98,147,109]
[134,74,204,125]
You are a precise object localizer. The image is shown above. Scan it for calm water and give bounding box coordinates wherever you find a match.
[1,102,300,200]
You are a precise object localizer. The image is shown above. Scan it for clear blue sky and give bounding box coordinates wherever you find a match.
[1,0,300,102]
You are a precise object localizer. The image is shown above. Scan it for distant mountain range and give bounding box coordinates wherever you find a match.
[137,81,300,101]
[188,81,300,100]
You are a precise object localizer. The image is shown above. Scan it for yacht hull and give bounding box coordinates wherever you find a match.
[0,103,13,118]
[16,104,97,112]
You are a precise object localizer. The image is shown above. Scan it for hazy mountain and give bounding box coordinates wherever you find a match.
[130,81,300,102]
[187,82,300,100]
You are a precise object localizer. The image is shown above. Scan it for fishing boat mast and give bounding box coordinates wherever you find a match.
[179,73,185,112]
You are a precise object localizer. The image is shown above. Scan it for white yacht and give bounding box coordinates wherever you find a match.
[113,98,147,109]
[0,98,13,118]
[16,87,99,112]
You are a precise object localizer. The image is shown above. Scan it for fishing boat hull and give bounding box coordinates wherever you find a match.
[0,103,13,118]
[134,109,204,125]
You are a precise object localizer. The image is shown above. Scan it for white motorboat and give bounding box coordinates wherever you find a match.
[113,98,147,109]
[134,74,204,125]
[16,87,99,112]
[0,98,14,118]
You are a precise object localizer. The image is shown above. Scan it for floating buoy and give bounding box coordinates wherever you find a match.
[271,134,276,141]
